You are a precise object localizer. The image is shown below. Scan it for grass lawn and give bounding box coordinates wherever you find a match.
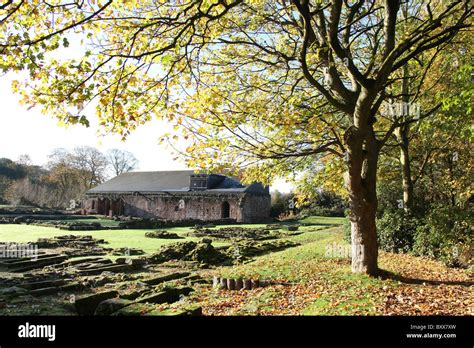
[0,224,229,254]
[0,216,343,254]
[299,215,346,225]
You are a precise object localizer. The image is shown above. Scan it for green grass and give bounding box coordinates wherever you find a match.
[299,215,347,225]
[218,226,345,280]
[0,215,346,256]
[0,224,228,254]
[207,217,390,315]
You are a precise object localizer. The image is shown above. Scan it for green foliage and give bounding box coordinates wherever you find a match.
[376,209,420,253]
[377,176,434,217]
[270,191,296,218]
[413,205,473,268]
[300,191,347,217]
[0,158,27,180]
[374,205,472,268]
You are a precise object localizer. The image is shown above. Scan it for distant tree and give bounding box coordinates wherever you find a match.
[16,154,32,166]
[299,190,347,217]
[3,148,110,208]
[46,148,71,166]
[0,158,26,180]
[0,158,25,203]
[46,160,84,206]
[70,146,109,189]
[0,176,12,204]
[106,149,138,177]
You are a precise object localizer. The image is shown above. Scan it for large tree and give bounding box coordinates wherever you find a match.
[1,0,472,275]
[106,148,139,176]
[70,146,109,188]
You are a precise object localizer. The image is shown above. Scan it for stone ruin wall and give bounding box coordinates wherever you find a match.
[239,194,272,223]
[123,194,241,221]
[84,192,271,223]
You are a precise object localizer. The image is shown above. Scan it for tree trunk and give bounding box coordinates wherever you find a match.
[344,122,380,276]
[395,125,414,212]
[395,57,414,212]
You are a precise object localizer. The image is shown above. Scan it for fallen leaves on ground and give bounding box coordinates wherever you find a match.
[193,251,472,316]
[379,252,473,315]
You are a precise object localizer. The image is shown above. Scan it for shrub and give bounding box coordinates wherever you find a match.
[300,205,345,217]
[413,205,473,267]
[376,209,420,253]
[377,179,432,217]
[270,191,296,218]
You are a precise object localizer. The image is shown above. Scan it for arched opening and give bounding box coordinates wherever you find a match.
[221,201,230,218]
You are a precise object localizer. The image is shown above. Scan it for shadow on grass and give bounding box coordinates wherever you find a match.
[378,269,473,287]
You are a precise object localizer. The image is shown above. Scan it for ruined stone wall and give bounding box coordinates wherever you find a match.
[82,197,117,215]
[83,198,98,214]
[239,194,271,223]
[84,192,271,222]
[122,194,242,221]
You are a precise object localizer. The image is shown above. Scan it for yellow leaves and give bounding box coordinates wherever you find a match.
[0,0,345,188]
[11,80,20,93]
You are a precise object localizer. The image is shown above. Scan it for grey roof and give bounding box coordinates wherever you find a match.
[87,170,269,195]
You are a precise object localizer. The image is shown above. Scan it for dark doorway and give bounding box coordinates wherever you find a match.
[97,198,106,215]
[98,198,124,216]
[221,201,230,218]
[111,199,124,216]
[104,199,110,216]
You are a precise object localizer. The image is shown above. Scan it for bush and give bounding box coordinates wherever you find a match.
[377,179,432,217]
[413,205,473,267]
[376,209,420,253]
[270,191,296,218]
[299,191,347,218]
[300,205,345,217]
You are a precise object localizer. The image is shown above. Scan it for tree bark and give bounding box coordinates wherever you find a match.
[395,51,414,213]
[395,125,414,212]
[345,128,380,275]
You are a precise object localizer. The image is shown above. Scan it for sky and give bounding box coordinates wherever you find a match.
[0,73,294,192]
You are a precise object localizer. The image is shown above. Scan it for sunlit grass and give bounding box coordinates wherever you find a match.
[0,224,229,254]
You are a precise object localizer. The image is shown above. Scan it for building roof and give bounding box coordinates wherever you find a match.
[86,170,269,195]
